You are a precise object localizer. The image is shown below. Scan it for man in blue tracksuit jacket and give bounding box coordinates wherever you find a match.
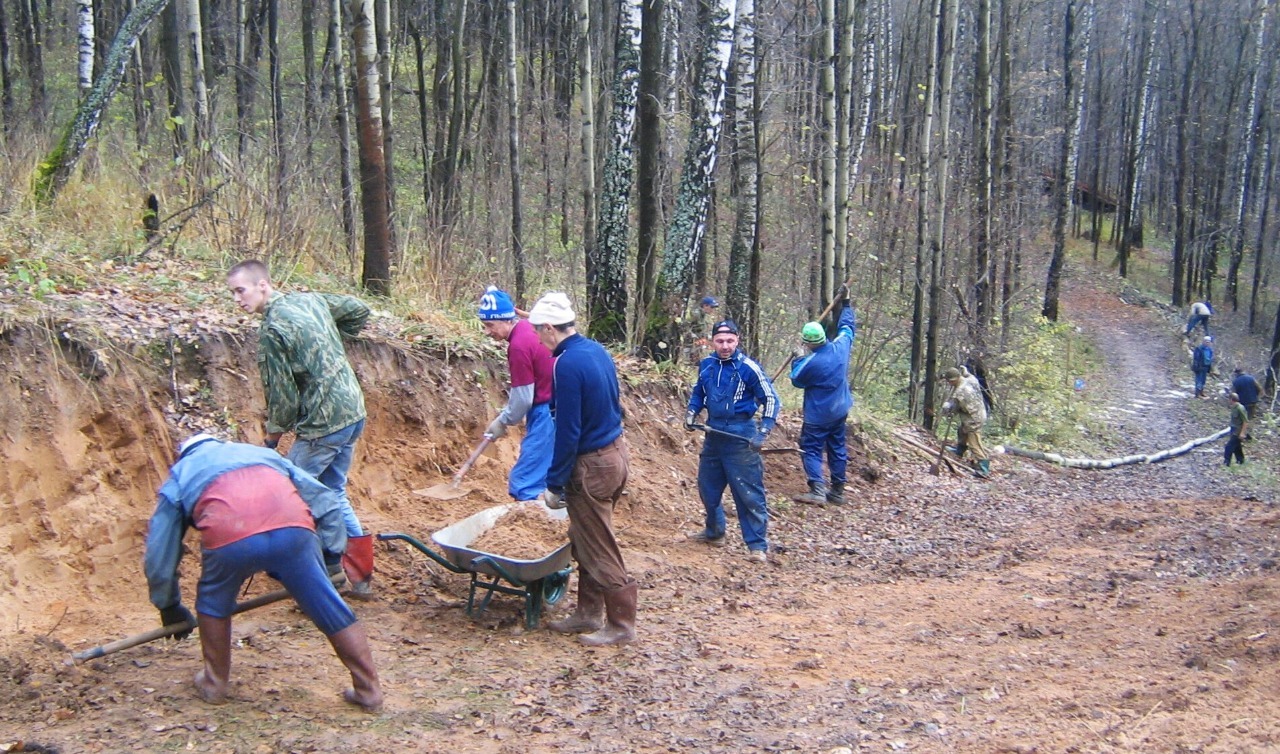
[685,319,780,562]
[790,287,856,505]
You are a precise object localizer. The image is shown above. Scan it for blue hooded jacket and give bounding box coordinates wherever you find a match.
[688,349,780,435]
[790,304,856,424]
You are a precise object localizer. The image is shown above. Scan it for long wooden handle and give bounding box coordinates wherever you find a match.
[770,275,855,383]
[453,436,493,483]
[72,574,344,663]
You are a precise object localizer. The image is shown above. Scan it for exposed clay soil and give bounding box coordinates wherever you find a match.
[1,268,1277,754]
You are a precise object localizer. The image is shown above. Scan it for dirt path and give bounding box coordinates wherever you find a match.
[2,270,1277,753]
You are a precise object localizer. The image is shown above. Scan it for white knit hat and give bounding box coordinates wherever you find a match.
[177,433,220,458]
[527,292,576,326]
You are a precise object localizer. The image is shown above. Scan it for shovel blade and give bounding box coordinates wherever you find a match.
[413,481,470,500]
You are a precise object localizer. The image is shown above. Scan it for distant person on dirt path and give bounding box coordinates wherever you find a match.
[1231,368,1262,431]
[789,284,856,506]
[529,292,636,647]
[681,295,720,364]
[684,319,780,562]
[941,367,990,478]
[144,434,382,710]
[225,259,376,598]
[1191,335,1214,399]
[1225,393,1248,466]
[477,286,555,502]
[1184,300,1213,337]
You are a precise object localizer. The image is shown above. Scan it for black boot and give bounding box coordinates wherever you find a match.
[825,482,845,505]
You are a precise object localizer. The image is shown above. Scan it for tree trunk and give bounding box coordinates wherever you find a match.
[817,0,836,315]
[972,0,993,343]
[301,0,317,164]
[651,0,737,355]
[726,0,757,353]
[923,0,958,431]
[78,0,94,98]
[33,0,174,204]
[268,0,285,213]
[908,0,941,424]
[332,0,357,261]
[1249,129,1273,330]
[186,0,212,144]
[575,0,596,309]
[0,0,14,133]
[1043,0,1092,322]
[1170,0,1201,308]
[633,0,664,348]
[161,0,188,149]
[1226,0,1268,310]
[505,0,525,301]
[350,0,392,295]
[589,0,641,344]
[375,0,396,258]
[16,0,46,119]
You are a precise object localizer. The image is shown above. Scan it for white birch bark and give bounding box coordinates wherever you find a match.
[77,0,94,97]
[726,0,756,330]
[185,0,210,143]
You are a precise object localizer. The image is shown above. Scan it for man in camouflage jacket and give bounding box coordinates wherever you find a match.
[941,367,990,477]
[226,260,376,595]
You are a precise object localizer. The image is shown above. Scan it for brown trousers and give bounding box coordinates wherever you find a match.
[566,437,631,591]
[959,426,989,462]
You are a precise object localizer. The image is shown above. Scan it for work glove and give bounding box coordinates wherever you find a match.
[835,283,850,306]
[749,429,769,452]
[792,346,808,361]
[485,417,507,440]
[539,489,566,510]
[264,437,279,450]
[159,604,195,641]
[684,412,698,432]
[942,400,955,414]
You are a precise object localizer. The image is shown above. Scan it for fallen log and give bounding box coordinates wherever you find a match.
[890,428,962,475]
[995,428,1230,469]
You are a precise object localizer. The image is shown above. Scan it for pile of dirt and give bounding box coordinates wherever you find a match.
[468,505,569,560]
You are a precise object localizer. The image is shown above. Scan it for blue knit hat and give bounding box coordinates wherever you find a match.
[478,286,517,320]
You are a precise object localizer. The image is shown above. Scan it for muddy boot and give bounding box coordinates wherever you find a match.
[579,581,637,647]
[825,481,845,506]
[793,481,829,505]
[975,459,991,478]
[342,534,376,601]
[547,570,605,634]
[194,614,232,705]
[328,622,383,712]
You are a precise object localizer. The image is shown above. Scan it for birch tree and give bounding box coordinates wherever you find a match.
[350,0,393,295]
[78,0,94,99]
[650,0,737,354]
[331,0,357,260]
[1225,0,1269,310]
[575,0,596,310]
[505,0,525,301]
[186,0,211,144]
[589,0,641,344]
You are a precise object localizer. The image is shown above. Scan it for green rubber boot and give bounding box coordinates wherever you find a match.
[975,459,991,478]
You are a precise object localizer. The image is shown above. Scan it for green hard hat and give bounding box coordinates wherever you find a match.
[801,322,826,343]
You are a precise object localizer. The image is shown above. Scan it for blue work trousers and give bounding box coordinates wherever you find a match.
[1193,369,1210,396]
[1185,314,1210,337]
[510,402,555,500]
[197,527,357,636]
[800,417,848,487]
[289,418,365,536]
[697,431,769,552]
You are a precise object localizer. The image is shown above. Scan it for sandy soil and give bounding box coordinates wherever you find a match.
[1,268,1277,754]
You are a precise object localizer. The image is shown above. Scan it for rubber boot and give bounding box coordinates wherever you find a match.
[579,581,637,647]
[825,481,846,505]
[328,622,383,711]
[975,459,991,478]
[793,481,829,505]
[547,570,605,634]
[342,534,376,601]
[194,614,232,704]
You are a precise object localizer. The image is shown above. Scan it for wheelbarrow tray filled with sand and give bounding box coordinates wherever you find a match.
[377,502,572,628]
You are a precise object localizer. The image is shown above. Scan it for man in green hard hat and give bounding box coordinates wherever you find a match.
[789,285,856,505]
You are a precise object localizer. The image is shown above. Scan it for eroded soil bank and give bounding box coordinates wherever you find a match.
[1,273,1277,753]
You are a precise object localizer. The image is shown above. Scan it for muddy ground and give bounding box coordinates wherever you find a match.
[1,267,1277,754]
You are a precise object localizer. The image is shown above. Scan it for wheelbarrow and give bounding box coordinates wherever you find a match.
[378,502,573,630]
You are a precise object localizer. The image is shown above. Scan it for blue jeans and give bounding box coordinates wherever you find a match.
[697,431,769,552]
[510,402,555,500]
[1193,369,1209,395]
[800,417,848,486]
[289,419,365,536]
[1185,314,1209,336]
[197,527,357,636]
[1224,436,1244,465]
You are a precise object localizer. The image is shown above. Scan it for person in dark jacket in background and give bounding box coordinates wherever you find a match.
[790,285,856,506]
[1225,392,1248,466]
[530,292,635,647]
[144,434,381,710]
[685,319,781,563]
[1231,368,1262,434]
[1191,336,1214,399]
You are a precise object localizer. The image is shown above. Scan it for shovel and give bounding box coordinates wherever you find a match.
[930,417,954,475]
[415,435,492,500]
[690,423,801,455]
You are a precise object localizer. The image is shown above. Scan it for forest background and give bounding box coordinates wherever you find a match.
[3,0,1279,447]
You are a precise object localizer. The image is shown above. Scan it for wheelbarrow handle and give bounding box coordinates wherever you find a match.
[377,532,470,574]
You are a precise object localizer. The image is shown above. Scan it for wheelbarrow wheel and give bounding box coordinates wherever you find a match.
[541,567,572,606]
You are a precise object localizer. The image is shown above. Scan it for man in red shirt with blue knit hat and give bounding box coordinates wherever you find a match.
[477,286,555,501]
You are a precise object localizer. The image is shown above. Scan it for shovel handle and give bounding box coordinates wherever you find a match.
[453,436,493,484]
[770,274,856,383]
